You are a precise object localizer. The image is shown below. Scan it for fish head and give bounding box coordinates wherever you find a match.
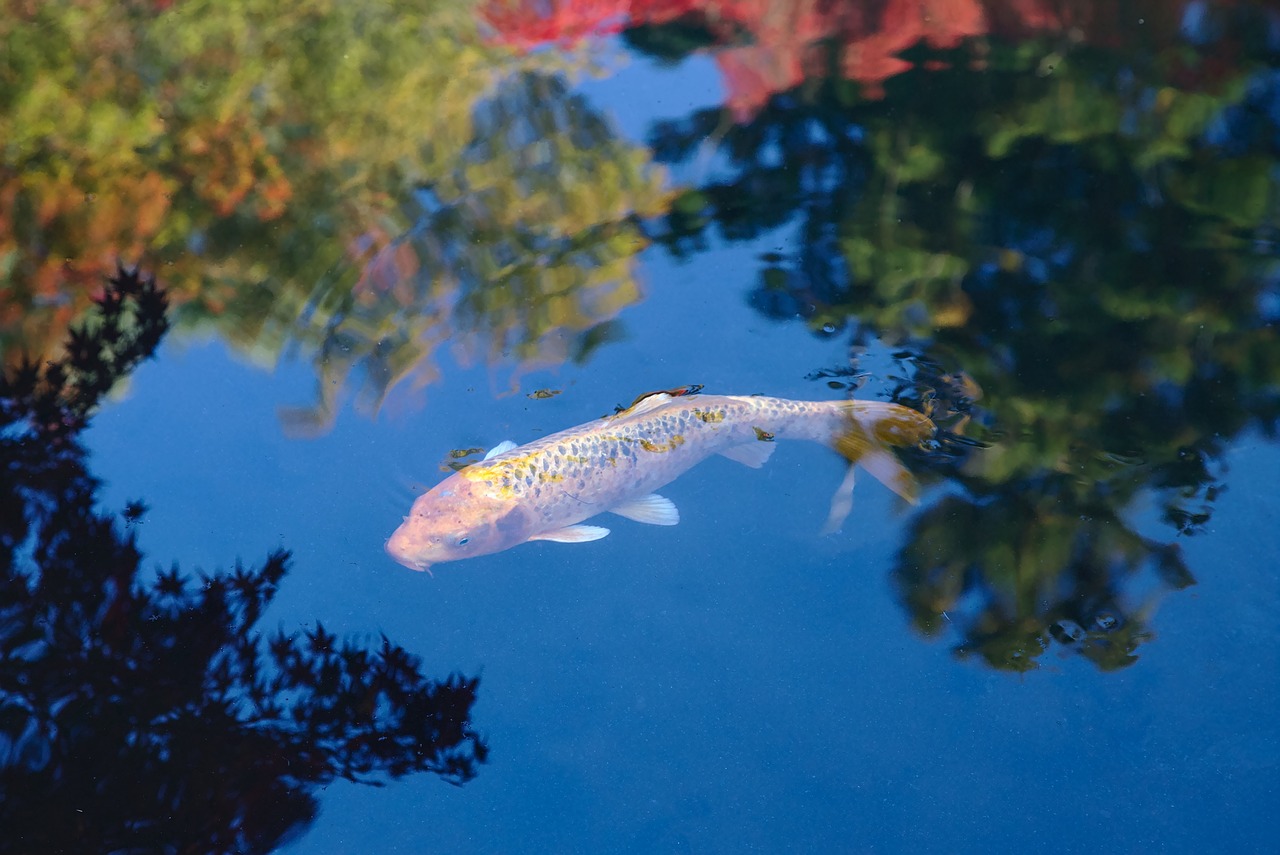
[385,474,533,572]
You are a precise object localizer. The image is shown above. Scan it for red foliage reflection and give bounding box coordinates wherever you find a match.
[481,0,1223,119]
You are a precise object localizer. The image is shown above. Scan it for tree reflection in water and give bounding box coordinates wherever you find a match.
[0,269,486,854]
[631,1,1280,670]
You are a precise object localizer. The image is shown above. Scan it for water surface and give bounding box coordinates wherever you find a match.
[3,1,1278,852]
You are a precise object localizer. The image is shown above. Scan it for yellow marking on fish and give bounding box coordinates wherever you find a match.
[639,434,686,453]
[460,457,547,500]
[461,466,490,482]
[462,452,537,481]
[598,433,634,444]
[385,393,938,573]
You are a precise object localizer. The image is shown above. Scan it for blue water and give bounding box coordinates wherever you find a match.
[47,9,1280,854]
[85,183,1280,855]
[86,294,1280,851]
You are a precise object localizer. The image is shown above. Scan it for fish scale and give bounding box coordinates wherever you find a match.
[385,391,935,572]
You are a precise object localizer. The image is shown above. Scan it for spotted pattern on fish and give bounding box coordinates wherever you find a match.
[457,395,923,528]
[385,392,936,572]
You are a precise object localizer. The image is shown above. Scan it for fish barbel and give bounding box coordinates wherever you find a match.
[385,389,935,572]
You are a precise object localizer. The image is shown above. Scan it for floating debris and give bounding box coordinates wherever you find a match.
[440,447,486,472]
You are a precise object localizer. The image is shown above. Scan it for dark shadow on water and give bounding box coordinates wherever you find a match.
[0,269,486,854]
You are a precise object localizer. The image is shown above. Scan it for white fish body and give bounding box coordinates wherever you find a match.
[385,391,934,571]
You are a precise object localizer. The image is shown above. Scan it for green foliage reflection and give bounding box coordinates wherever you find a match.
[273,71,668,434]
[1,2,667,427]
[638,2,1280,670]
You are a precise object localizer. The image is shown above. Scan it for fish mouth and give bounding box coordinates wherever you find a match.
[384,535,431,573]
[399,554,432,573]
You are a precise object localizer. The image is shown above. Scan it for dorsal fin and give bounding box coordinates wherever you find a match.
[614,391,674,419]
[613,384,704,419]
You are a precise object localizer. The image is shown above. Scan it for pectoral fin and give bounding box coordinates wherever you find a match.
[611,493,679,526]
[529,524,611,543]
[484,440,518,460]
[719,442,776,468]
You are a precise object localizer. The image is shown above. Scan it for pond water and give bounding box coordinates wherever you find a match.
[3,2,1278,852]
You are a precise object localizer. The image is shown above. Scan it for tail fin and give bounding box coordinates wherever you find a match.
[824,402,934,531]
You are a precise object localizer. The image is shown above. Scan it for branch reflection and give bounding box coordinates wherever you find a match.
[0,269,486,853]
[631,0,1280,670]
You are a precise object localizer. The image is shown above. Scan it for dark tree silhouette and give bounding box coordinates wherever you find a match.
[0,268,486,855]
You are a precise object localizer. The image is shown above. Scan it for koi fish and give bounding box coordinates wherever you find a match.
[385,389,935,572]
